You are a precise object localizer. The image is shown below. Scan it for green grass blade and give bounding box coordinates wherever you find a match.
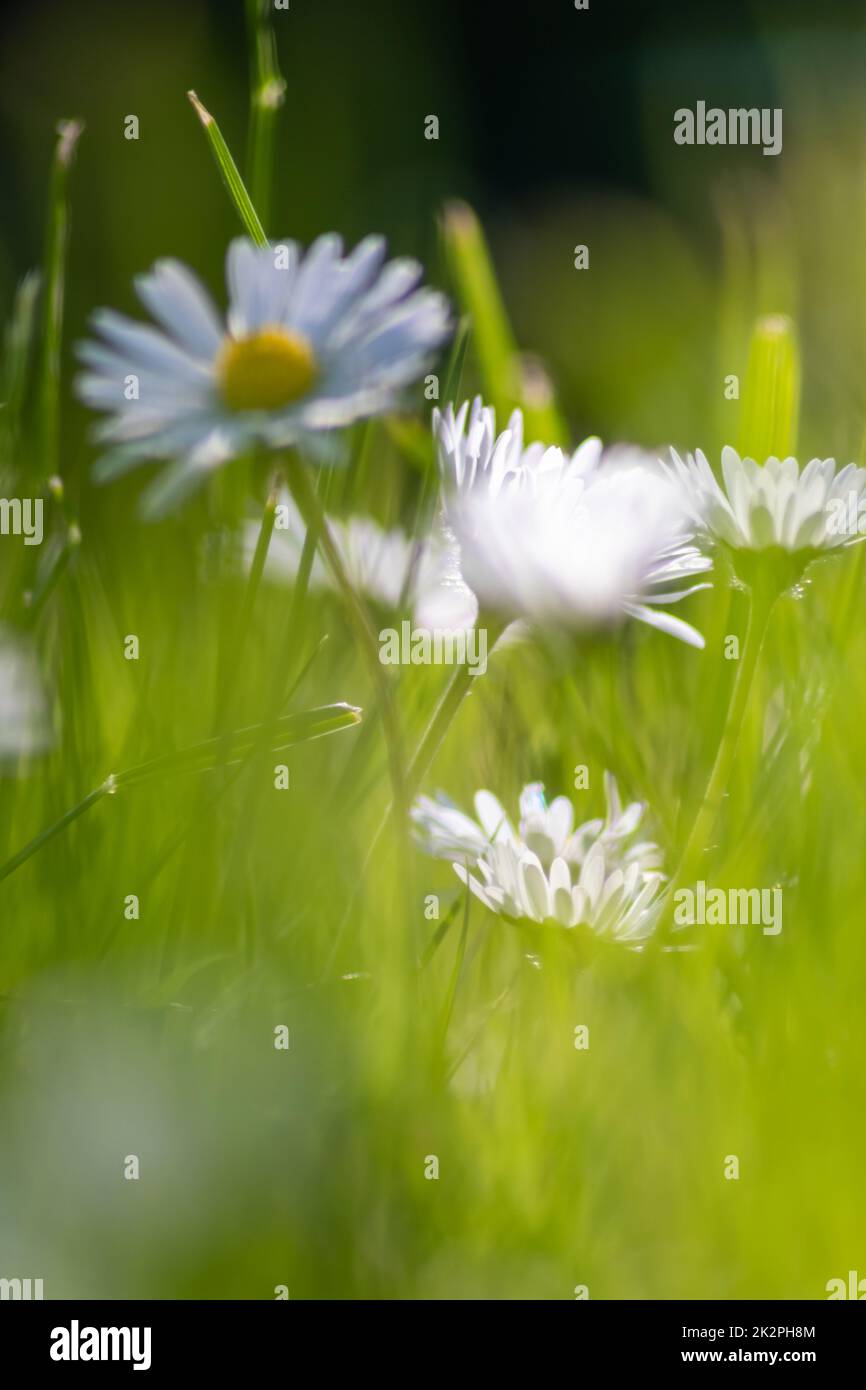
[0,781,109,888]
[0,705,361,889]
[115,703,362,788]
[441,199,567,442]
[516,353,569,448]
[1,270,41,451]
[441,199,519,415]
[738,313,800,462]
[245,0,285,234]
[440,313,471,406]
[38,119,83,481]
[188,90,268,247]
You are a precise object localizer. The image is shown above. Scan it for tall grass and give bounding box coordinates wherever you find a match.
[1,3,865,1302]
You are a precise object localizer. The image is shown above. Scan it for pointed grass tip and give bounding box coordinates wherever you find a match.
[187,90,213,127]
[55,119,84,167]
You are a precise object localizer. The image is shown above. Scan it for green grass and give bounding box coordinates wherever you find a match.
[2,4,866,1302]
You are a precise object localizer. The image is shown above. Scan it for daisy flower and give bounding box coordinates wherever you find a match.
[77,236,451,516]
[433,399,712,648]
[434,397,601,502]
[242,495,478,631]
[663,446,866,557]
[412,775,665,943]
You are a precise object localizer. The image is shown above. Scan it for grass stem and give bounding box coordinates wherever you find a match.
[39,118,83,481]
[245,0,285,234]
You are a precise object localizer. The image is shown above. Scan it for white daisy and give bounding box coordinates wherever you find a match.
[412,775,665,943]
[663,446,866,555]
[0,628,51,762]
[244,495,478,630]
[434,397,601,503]
[77,236,451,515]
[433,400,711,648]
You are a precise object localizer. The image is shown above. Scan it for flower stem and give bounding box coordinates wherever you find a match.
[245,0,285,235]
[322,622,502,979]
[212,472,280,731]
[408,657,481,795]
[658,581,777,942]
[239,473,279,633]
[284,451,409,826]
[39,119,83,481]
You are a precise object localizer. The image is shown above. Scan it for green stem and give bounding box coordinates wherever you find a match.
[0,706,360,892]
[322,620,502,978]
[285,491,321,651]
[437,877,470,1056]
[24,520,81,622]
[409,662,475,795]
[239,474,279,633]
[284,451,409,826]
[212,474,279,731]
[39,119,82,480]
[658,582,776,944]
[245,0,285,234]
[0,779,111,888]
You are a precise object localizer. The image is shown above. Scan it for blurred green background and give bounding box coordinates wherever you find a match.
[1,0,866,1299]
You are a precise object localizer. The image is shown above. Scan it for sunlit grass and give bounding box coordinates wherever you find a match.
[2,3,866,1303]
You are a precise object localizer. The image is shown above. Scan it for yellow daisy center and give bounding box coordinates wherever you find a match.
[218,325,318,412]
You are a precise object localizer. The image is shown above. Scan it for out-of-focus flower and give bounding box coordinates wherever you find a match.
[433,399,711,648]
[412,774,664,943]
[434,397,601,502]
[0,628,51,761]
[243,496,478,631]
[77,236,450,516]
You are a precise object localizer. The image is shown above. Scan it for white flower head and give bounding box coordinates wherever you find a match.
[433,399,711,648]
[433,397,601,504]
[244,496,478,630]
[77,235,451,516]
[664,445,866,556]
[412,774,665,944]
[0,629,52,762]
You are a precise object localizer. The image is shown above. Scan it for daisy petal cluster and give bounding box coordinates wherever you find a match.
[434,397,601,501]
[433,399,711,648]
[77,236,451,515]
[412,774,665,943]
[664,446,866,554]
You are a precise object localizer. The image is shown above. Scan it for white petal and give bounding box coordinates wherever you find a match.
[135,259,223,359]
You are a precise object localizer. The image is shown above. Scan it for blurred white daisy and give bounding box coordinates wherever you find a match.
[434,397,601,503]
[244,495,478,630]
[663,446,866,555]
[412,775,664,942]
[0,629,51,762]
[77,236,451,516]
[433,400,711,648]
